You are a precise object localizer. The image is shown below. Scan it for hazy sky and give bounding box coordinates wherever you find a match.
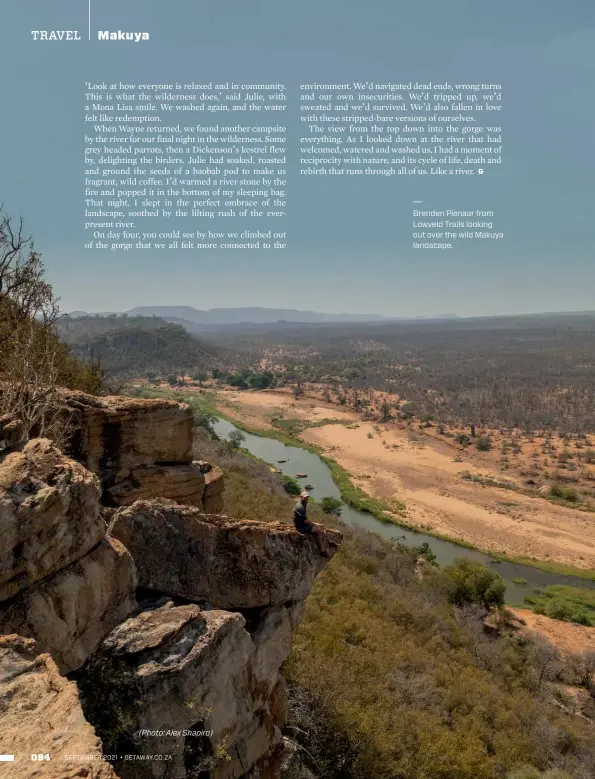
[2,0,594,316]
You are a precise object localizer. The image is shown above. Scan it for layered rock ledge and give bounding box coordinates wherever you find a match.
[0,438,104,602]
[0,634,117,778]
[109,499,342,609]
[59,390,225,511]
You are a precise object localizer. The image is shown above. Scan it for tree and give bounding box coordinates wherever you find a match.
[380,401,391,422]
[320,496,342,516]
[228,429,246,449]
[0,208,102,447]
[476,434,492,451]
[247,371,274,390]
[444,559,506,609]
[292,382,304,399]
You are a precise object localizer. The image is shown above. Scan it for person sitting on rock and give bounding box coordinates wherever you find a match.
[292,490,320,535]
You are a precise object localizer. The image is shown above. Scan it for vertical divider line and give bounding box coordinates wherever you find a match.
[88,0,91,41]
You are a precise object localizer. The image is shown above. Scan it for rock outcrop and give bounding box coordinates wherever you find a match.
[61,390,195,477]
[0,438,104,602]
[201,464,226,513]
[0,412,24,454]
[60,390,225,511]
[0,392,342,779]
[0,537,137,673]
[109,499,342,609]
[0,634,117,778]
[76,598,304,779]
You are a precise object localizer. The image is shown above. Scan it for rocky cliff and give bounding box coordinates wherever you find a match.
[0,393,341,779]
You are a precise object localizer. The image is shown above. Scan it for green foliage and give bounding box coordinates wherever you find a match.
[193,407,218,438]
[321,454,406,519]
[281,475,301,496]
[247,370,274,389]
[476,434,493,451]
[444,559,506,608]
[320,496,343,515]
[227,429,246,449]
[549,483,580,503]
[415,541,437,565]
[524,585,595,626]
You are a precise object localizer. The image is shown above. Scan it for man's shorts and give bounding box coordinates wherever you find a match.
[294,520,315,535]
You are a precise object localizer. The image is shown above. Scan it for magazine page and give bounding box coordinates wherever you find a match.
[1,1,594,777]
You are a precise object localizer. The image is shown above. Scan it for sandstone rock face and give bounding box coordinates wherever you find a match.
[201,465,225,513]
[0,438,104,602]
[0,537,137,673]
[109,500,342,609]
[77,599,297,779]
[60,391,224,511]
[0,634,118,778]
[105,462,206,508]
[60,390,194,485]
[0,412,24,454]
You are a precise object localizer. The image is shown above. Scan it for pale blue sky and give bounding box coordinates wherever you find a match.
[2,0,594,316]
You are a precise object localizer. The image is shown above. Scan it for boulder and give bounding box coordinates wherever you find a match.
[0,537,137,673]
[0,634,118,778]
[60,390,194,486]
[105,462,206,508]
[0,413,24,454]
[201,465,225,513]
[109,499,342,608]
[77,599,280,779]
[0,438,104,602]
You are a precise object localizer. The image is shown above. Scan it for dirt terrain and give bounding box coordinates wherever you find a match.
[214,388,595,572]
[509,608,595,657]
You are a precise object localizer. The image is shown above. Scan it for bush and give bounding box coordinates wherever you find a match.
[443,559,506,609]
[320,496,343,516]
[476,435,492,451]
[227,429,246,449]
[281,475,301,496]
[549,483,580,503]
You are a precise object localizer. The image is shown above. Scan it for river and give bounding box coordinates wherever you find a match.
[213,417,595,605]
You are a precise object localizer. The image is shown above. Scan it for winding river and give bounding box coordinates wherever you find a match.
[214,417,595,605]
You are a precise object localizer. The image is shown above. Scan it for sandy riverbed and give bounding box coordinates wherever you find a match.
[215,389,595,571]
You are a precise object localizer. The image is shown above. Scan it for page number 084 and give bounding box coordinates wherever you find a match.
[31,754,51,761]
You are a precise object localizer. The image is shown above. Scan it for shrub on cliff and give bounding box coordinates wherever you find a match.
[0,208,103,446]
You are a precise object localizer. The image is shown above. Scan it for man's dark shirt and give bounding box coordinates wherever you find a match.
[292,500,313,534]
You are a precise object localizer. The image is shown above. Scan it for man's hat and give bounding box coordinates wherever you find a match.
[300,490,310,499]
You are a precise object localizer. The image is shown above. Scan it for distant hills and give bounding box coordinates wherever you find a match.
[118,306,391,324]
[68,306,463,326]
[58,314,219,377]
